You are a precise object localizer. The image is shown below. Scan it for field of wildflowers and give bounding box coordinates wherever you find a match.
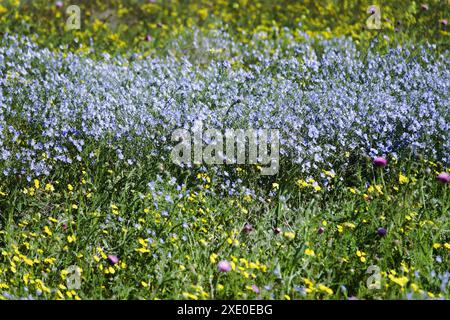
[0,1,449,301]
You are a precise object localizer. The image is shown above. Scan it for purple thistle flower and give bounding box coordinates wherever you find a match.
[437,172,450,183]
[373,157,387,167]
[107,255,119,265]
[243,223,253,233]
[218,260,231,273]
[377,227,387,236]
[251,284,260,294]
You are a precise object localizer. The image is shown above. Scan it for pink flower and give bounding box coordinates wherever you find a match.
[373,157,387,167]
[437,172,450,183]
[243,223,253,233]
[145,35,152,42]
[440,19,448,26]
[107,255,119,265]
[318,227,325,234]
[55,1,63,8]
[420,4,429,11]
[218,260,231,273]
[251,284,260,294]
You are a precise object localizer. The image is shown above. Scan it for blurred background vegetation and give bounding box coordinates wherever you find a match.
[0,0,448,56]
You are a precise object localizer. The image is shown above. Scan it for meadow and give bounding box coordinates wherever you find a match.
[0,1,449,300]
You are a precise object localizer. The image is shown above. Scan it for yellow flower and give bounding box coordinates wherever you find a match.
[209,253,218,264]
[345,222,356,229]
[283,231,295,240]
[389,274,409,287]
[348,187,357,194]
[375,185,383,194]
[43,226,52,236]
[410,283,420,292]
[317,284,333,295]
[356,250,366,262]
[198,8,208,20]
[34,179,40,189]
[136,247,150,254]
[0,5,7,15]
[296,179,309,188]
[304,248,315,256]
[67,235,76,243]
[68,184,74,191]
[399,174,409,184]
[183,292,198,300]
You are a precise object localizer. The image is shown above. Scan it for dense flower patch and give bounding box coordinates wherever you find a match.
[0,0,448,54]
[0,34,448,179]
[0,2,449,301]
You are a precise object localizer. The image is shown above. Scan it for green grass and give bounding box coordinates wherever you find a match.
[1,153,448,299]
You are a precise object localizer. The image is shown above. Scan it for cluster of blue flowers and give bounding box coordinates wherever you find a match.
[0,34,448,178]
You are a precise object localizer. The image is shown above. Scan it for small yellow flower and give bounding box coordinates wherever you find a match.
[43,226,52,236]
[399,174,409,184]
[68,184,74,191]
[356,250,366,262]
[317,284,333,295]
[283,231,295,240]
[67,235,76,243]
[348,187,357,194]
[304,248,315,256]
[0,5,8,15]
[209,253,218,264]
[197,8,208,20]
[389,275,409,287]
[182,292,198,300]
